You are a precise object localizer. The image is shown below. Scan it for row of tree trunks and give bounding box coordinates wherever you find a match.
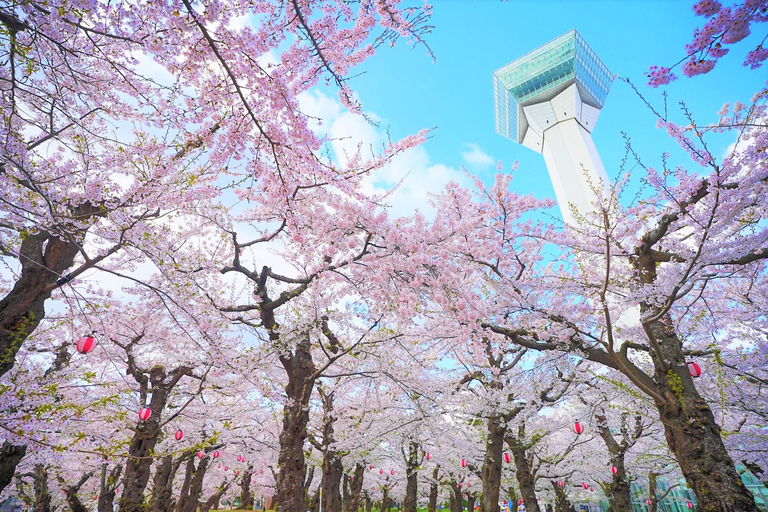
[178,456,210,512]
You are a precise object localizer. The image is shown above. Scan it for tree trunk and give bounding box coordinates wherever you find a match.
[467,494,476,512]
[648,471,658,512]
[381,487,390,512]
[31,465,51,512]
[308,490,320,512]
[149,455,174,512]
[321,454,343,512]
[427,466,440,512]
[482,418,505,512]
[344,464,365,512]
[120,389,169,512]
[551,481,575,512]
[58,471,93,512]
[0,441,26,495]
[276,336,316,512]
[594,413,636,512]
[636,254,759,512]
[0,230,82,377]
[403,441,421,512]
[175,458,196,512]
[98,463,122,512]
[507,434,540,512]
[450,484,462,512]
[179,457,209,512]
[200,481,232,512]
[240,466,254,509]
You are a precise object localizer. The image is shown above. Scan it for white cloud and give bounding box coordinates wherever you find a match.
[460,142,494,169]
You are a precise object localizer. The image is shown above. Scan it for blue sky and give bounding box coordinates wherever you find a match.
[318,0,766,216]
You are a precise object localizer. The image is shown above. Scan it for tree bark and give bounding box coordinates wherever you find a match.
[381,486,390,512]
[321,453,343,512]
[0,230,82,377]
[240,465,255,509]
[551,481,575,512]
[98,463,122,512]
[450,484,462,512]
[179,456,209,512]
[276,335,316,512]
[29,464,51,512]
[149,455,174,512]
[175,457,196,512]
[0,441,27,495]
[119,363,191,512]
[344,464,365,512]
[57,470,93,512]
[428,466,440,512]
[507,430,540,512]
[482,418,505,512]
[403,441,421,512]
[466,493,476,512]
[594,413,638,512]
[200,480,232,512]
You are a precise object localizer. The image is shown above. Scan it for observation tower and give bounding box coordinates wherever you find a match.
[493,30,614,224]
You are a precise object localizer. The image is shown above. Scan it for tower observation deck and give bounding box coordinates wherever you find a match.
[493,30,614,224]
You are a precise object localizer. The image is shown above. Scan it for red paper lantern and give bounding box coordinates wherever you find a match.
[234,470,239,475]
[590,487,594,492]
[504,453,511,463]
[369,465,374,470]
[461,459,467,468]
[76,336,97,354]
[138,408,152,421]
[519,499,524,505]
[426,453,431,460]
[457,483,462,488]
[582,483,589,490]
[197,451,205,459]
[467,482,472,487]
[236,456,241,462]
[688,362,702,377]
[572,421,584,434]
[558,481,564,487]
[686,502,693,509]
[379,469,383,474]
[647,499,652,505]
[390,469,394,475]
[611,466,618,474]
[213,451,220,458]
[217,464,221,468]
[224,466,229,471]
[174,430,183,441]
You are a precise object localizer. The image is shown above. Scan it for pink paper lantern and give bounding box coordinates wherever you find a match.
[138,408,152,421]
[590,487,594,492]
[76,336,97,354]
[174,430,184,441]
[461,459,467,468]
[390,469,394,475]
[426,453,431,460]
[558,481,564,487]
[379,469,383,474]
[572,421,584,434]
[197,451,205,459]
[582,482,589,490]
[213,451,220,458]
[686,502,693,509]
[611,466,618,474]
[504,453,511,463]
[647,499,652,505]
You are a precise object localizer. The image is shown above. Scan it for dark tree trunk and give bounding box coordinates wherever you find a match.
[482,418,505,512]
[551,481,575,512]
[450,484,462,512]
[507,432,540,512]
[276,336,316,512]
[240,466,254,509]
[0,230,82,377]
[636,254,759,512]
[98,463,122,512]
[149,455,174,512]
[364,493,372,512]
[119,364,191,512]
[308,490,320,512]
[546,505,553,512]
[648,471,658,512]
[403,441,422,512]
[594,412,640,512]
[200,480,232,512]
[175,458,196,512]
[427,466,440,512]
[344,464,365,512]
[466,494,476,512]
[30,464,51,512]
[58,471,93,512]
[179,456,209,512]
[382,486,391,512]
[0,441,26,495]
[321,454,343,512]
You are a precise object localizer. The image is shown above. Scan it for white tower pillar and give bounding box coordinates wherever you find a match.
[493,30,614,225]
